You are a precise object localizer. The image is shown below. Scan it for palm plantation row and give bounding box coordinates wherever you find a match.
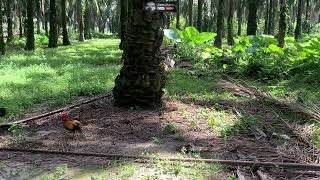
[0,0,318,52]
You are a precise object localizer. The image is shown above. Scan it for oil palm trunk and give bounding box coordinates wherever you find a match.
[0,0,5,55]
[294,0,302,40]
[278,0,287,48]
[113,0,165,106]
[25,0,35,50]
[6,0,13,43]
[78,0,85,42]
[49,0,58,48]
[247,0,258,35]
[61,0,70,45]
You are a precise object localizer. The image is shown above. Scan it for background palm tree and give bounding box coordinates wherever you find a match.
[6,0,13,43]
[278,0,287,48]
[61,0,70,45]
[0,0,5,54]
[25,0,35,50]
[214,0,224,48]
[48,0,58,48]
[295,0,303,39]
[247,0,258,35]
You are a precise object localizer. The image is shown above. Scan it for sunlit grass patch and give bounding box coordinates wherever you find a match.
[193,107,239,136]
[153,158,225,179]
[38,158,226,180]
[165,69,237,104]
[0,39,122,122]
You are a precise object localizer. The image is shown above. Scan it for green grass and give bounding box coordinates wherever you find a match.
[0,39,122,122]
[164,123,179,134]
[38,159,225,180]
[2,36,319,151]
[165,69,237,104]
[242,77,320,106]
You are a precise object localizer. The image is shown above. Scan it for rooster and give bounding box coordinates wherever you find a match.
[59,111,82,132]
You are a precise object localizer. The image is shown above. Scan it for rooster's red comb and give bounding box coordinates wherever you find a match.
[60,111,68,119]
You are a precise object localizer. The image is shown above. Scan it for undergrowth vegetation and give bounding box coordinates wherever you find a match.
[165,26,320,106]
[164,26,320,147]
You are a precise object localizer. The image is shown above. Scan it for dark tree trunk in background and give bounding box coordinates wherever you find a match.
[166,14,171,28]
[49,0,58,48]
[227,0,235,45]
[272,0,279,34]
[202,0,209,31]
[25,0,35,50]
[197,0,203,31]
[278,0,287,48]
[18,5,23,38]
[113,0,165,106]
[188,0,193,26]
[214,0,223,48]
[120,0,128,50]
[102,22,106,33]
[23,11,27,36]
[44,0,49,37]
[36,0,41,34]
[36,16,41,34]
[78,0,85,42]
[267,0,273,34]
[247,0,258,35]
[237,0,243,36]
[0,0,5,55]
[61,0,70,45]
[264,0,269,34]
[176,0,180,29]
[287,0,294,35]
[84,0,91,39]
[209,0,216,32]
[294,0,303,40]
[6,0,13,43]
[303,0,310,33]
[44,15,49,36]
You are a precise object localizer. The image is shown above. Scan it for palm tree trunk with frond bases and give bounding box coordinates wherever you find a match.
[120,0,128,50]
[113,0,165,106]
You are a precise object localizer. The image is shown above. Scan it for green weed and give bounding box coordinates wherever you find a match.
[8,124,26,142]
[220,114,258,137]
[40,164,68,180]
[174,132,185,141]
[164,123,179,134]
[152,137,164,145]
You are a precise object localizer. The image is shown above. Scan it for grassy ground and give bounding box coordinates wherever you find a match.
[0,39,122,122]
[1,38,319,142]
[1,39,319,179]
[39,160,225,180]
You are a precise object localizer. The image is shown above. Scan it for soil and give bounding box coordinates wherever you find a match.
[1,79,320,179]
